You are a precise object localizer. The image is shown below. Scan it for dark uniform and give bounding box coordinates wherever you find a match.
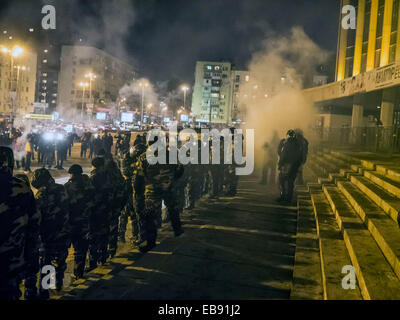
[104,153,127,258]
[162,148,185,237]
[0,147,39,300]
[31,168,70,298]
[88,158,112,269]
[15,174,41,300]
[294,129,309,185]
[277,130,303,203]
[134,142,164,252]
[64,165,95,279]
[119,143,146,244]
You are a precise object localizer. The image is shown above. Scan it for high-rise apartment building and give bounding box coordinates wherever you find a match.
[57,45,137,115]
[191,61,249,125]
[0,47,37,118]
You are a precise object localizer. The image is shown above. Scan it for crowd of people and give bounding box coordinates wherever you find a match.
[0,129,240,300]
[1,122,311,301]
[0,126,78,172]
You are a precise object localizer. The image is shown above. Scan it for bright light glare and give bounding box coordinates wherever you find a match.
[44,132,54,141]
[11,46,23,57]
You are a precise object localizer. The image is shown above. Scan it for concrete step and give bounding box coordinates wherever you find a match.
[329,173,347,184]
[308,159,328,178]
[330,151,361,165]
[376,165,400,183]
[307,182,323,192]
[304,165,318,183]
[323,185,400,300]
[351,164,365,175]
[291,197,323,300]
[311,157,340,176]
[361,160,376,171]
[340,168,359,179]
[350,175,400,224]
[310,192,362,300]
[337,181,400,281]
[318,177,334,185]
[323,153,351,169]
[364,171,400,199]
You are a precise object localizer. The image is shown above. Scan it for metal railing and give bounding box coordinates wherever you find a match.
[310,126,400,154]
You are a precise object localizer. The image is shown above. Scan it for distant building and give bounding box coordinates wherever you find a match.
[230,70,250,123]
[0,48,37,117]
[35,44,60,114]
[57,45,137,115]
[191,61,248,125]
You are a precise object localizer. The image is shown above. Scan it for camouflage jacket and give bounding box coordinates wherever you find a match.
[134,149,164,200]
[89,168,113,227]
[64,174,95,236]
[0,168,39,279]
[34,180,70,250]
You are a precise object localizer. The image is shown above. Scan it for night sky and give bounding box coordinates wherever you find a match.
[0,0,340,84]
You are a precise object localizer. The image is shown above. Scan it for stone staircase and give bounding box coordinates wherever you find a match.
[291,150,400,300]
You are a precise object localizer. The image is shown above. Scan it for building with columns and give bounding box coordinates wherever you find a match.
[304,0,400,146]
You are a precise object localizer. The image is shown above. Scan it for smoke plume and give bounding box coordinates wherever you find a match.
[239,27,329,173]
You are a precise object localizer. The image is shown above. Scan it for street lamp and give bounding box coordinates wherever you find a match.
[1,45,24,127]
[15,65,26,112]
[85,72,97,105]
[181,86,189,110]
[139,82,149,125]
[79,82,89,119]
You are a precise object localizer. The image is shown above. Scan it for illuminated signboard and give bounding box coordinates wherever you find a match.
[121,112,134,123]
[96,112,106,120]
[180,114,189,122]
[25,114,53,120]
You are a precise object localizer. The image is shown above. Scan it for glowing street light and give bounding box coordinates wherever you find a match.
[11,46,23,57]
[139,82,149,124]
[181,85,189,110]
[79,82,89,119]
[85,72,96,106]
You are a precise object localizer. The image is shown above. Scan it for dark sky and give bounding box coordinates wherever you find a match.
[0,0,340,84]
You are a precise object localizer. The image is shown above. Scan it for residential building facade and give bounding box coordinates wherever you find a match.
[191,61,249,124]
[0,47,37,117]
[57,45,136,115]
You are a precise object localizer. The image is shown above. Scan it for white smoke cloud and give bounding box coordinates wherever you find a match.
[240,27,329,171]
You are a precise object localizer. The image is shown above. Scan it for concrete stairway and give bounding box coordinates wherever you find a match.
[291,149,400,300]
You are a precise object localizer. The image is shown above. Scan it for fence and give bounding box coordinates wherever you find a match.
[311,126,400,154]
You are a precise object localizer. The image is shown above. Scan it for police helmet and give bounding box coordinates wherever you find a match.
[31,168,53,189]
[92,157,105,168]
[68,164,83,175]
[0,146,14,170]
[287,130,295,138]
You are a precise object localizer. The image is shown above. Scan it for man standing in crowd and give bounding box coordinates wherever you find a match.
[277,130,303,204]
[88,157,112,270]
[294,128,309,185]
[30,168,70,299]
[0,147,39,300]
[64,164,95,280]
